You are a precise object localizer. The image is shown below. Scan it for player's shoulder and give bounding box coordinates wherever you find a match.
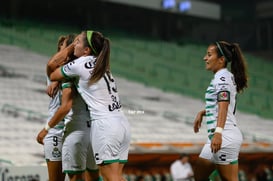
[78,55,96,61]
[72,55,96,65]
[214,69,232,83]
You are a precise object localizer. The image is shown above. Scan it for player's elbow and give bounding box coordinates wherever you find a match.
[49,73,57,81]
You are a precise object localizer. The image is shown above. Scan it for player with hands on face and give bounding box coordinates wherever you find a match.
[47,30,131,181]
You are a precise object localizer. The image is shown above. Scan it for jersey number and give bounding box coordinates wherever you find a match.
[103,73,122,111]
[53,136,58,146]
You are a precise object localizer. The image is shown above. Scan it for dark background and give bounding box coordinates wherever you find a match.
[1,0,273,53]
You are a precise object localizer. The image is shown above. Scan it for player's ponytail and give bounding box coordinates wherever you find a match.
[85,30,110,85]
[229,43,248,93]
[215,41,248,93]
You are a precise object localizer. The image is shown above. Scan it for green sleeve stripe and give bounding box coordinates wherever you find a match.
[54,125,64,129]
[62,83,71,89]
[61,66,70,79]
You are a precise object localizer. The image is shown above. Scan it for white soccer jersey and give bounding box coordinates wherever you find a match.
[46,76,65,131]
[62,81,90,128]
[61,56,130,164]
[61,56,123,120]
[44,76,65,161]
[205,68,237,139]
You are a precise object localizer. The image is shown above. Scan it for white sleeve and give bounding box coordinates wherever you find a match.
[214,75,231,102]
[61,56,96,80]
[61,60,80,79]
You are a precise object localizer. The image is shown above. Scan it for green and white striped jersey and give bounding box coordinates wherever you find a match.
[205,68,237,138]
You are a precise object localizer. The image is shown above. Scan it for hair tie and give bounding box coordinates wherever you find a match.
[87,30,97,55]
[216,42,230,62]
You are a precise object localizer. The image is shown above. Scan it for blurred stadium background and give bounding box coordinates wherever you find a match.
[0,0,273,180]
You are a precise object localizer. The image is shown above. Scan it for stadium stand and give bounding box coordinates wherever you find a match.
[1,44,273,179]
[1,19,273,119]
[1,20,273,180]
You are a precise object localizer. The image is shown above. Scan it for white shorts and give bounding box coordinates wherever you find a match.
[44,128,63,162]
[199,125,243,165]
[62,124,98,173]
[91,114,131,165]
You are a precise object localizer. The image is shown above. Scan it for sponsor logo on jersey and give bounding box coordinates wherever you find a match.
[220,76,225,81]
[219,154,227,161]
[85,61,95,69]
[220,85,228,91]
[63,64,71,72]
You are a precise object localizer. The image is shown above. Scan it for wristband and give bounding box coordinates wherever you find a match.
[45,123,51,131]
[215,127,223,134]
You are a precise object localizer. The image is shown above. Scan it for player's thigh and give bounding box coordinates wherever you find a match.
[47,161,65,181]
[99,162,120,181]
[193,157,215,181]
[216,163,239,181]
[85,170,100,181]
[118,163,125,178]
[67,173,85,181]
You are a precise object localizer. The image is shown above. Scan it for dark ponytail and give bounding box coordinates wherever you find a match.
[84,31,111,85]
[90,37,110,85]
[215,41,248,93]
